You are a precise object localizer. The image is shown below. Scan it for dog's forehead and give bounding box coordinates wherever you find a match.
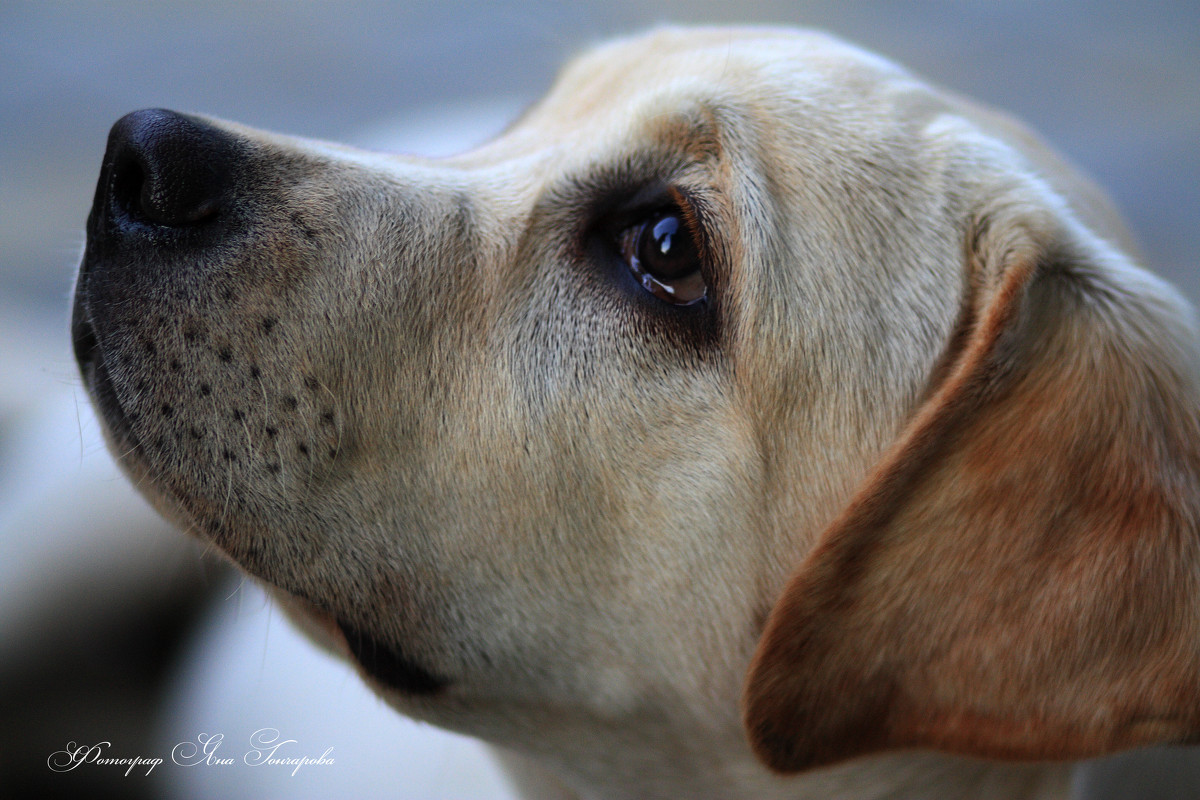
[550,26,905,107]
[461,27,912,166]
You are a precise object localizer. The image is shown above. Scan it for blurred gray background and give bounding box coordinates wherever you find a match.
[2,1,1198,798]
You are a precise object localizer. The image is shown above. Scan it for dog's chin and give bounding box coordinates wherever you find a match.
[75,332,189,540]
[74,335,457,703]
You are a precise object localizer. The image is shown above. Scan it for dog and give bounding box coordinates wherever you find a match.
[71,26,1200,799]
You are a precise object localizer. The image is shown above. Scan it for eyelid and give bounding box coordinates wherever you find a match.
[665,185,710,267]
[606,182,710,262]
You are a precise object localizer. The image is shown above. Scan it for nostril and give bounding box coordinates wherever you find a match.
[104,108,235,228]
[110,148,150,222]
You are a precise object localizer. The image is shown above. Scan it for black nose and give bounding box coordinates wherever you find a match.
[74,109,247,390]
[101,108,237,228]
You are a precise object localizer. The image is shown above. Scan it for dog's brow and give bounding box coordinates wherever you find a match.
[644,106,725,163]
[536,108,726,218]
[534,150,687,219]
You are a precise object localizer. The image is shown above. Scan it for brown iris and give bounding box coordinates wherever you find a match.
[619,208,707,305]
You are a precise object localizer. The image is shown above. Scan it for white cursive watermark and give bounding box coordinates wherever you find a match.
[243,728,335,776]
[50,729,334,777]
[47,741,163,776]
[171,732,236,767]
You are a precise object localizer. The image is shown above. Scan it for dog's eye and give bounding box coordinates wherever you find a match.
[619,209,707,306]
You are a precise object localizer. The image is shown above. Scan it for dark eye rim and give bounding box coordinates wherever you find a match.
[573,176,724,350]
[608,184,713,308]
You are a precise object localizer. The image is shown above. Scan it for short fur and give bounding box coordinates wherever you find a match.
[73,27,1200,800]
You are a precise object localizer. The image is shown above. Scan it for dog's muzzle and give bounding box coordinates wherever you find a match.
[70,110,454,698]
[72,108,245,443]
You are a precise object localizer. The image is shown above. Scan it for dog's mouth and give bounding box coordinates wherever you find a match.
[270,587,450,697]
[72,292,142,459]
[74,271,451,698]
[336,618,449,696]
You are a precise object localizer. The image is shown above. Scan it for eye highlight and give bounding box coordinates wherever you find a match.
[618,205,708,306]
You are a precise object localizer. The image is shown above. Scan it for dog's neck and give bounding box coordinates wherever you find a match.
[502,750,1074,800]
[776,755,1072,800]
[486,711,1073,800]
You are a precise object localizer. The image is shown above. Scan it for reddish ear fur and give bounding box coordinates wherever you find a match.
[743,195,1200,773]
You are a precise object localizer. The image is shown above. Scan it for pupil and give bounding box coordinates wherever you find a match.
[639,211,697,281]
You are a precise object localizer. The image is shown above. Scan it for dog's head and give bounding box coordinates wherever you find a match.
[72,26,1200,789]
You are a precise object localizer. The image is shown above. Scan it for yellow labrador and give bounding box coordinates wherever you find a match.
[72,27,1200,799]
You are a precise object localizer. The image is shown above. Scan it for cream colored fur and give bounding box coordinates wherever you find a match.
[74,27,1200,799]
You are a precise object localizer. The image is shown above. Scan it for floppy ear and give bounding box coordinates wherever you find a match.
[743,186,1200,773]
